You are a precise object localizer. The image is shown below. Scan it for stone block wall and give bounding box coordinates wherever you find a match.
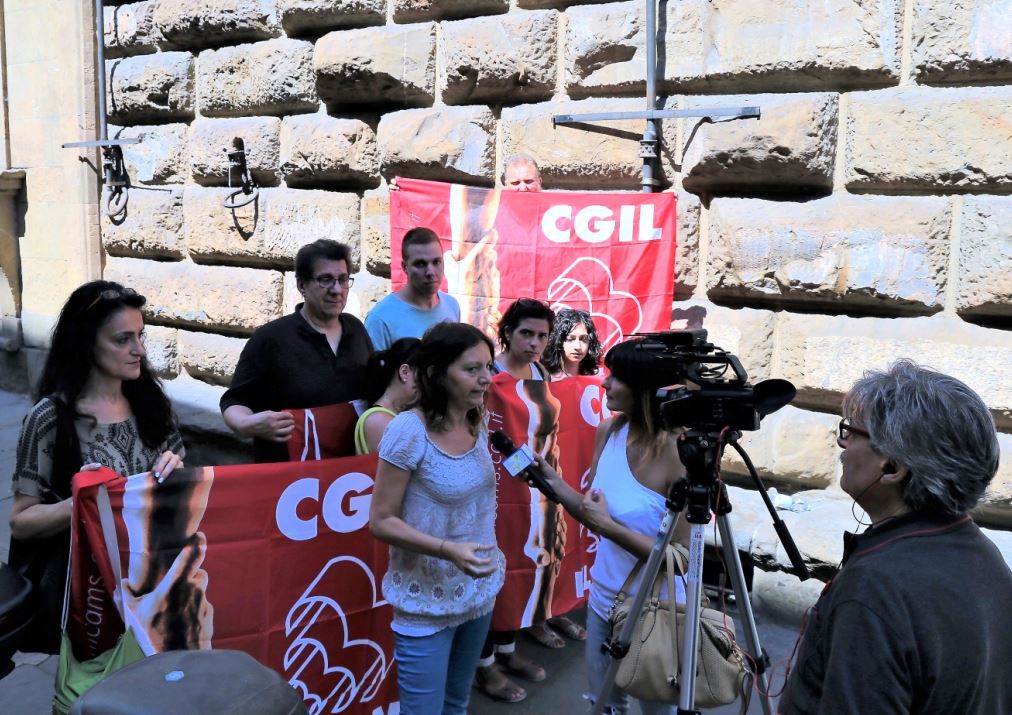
[100,0,1012,583]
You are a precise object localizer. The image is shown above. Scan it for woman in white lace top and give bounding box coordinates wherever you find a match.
[369,322,506,715]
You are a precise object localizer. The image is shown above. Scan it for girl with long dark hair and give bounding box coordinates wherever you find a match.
[369,322,505,714]
[542,308,602,379]
[8,281,185,653]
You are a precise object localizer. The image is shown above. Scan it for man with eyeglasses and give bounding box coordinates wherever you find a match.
[779,360,1012,715]
[364,227,460,350]
[220,239,373,463]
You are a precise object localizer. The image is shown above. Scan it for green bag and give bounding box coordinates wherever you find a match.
[52,629,145,715]
[51,484,146,714]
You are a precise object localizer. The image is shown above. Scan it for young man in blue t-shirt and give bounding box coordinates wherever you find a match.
[365,227,461,350]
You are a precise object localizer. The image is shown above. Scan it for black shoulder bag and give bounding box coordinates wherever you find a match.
[5,396,82,655]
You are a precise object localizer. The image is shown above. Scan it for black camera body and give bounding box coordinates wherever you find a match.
[620,329,795,433]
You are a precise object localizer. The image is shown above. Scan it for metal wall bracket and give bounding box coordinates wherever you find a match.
[553,106,761,125]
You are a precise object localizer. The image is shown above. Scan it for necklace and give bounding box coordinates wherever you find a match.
[300,306,336,333]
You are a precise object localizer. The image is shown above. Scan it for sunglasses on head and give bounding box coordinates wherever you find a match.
[85,287,140,312]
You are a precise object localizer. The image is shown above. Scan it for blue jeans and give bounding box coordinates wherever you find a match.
[585,608,675,715]
[394,611,492,715]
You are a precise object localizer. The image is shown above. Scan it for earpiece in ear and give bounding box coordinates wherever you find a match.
[883,461,897,474]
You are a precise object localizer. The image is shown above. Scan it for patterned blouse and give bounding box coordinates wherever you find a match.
[377,410,505,636]
[12,397,185,503]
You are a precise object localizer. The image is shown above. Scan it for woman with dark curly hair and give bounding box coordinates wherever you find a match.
[8,280,184,654]
[542,309,602,380]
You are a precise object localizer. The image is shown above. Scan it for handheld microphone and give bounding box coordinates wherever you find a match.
[490,431,560,504]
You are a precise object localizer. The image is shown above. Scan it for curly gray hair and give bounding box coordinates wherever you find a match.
[842,359,999,516]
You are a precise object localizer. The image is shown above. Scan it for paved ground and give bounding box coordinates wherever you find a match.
[0,388,795,714]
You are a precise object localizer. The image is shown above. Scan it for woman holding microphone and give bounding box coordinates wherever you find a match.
[369,322,506,715]
[532,337,691,715]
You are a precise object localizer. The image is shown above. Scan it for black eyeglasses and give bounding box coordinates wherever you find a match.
[838,419,871,440]
[312,274,354,290]
[85,287,140,311]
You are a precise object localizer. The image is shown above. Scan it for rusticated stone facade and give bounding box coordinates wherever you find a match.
[88,0,1012,597]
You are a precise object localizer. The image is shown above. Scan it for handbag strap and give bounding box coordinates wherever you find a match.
[610,542,688,615]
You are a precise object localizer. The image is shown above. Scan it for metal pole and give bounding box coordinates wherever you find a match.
[641,0,658,193]
[94,0,108,142]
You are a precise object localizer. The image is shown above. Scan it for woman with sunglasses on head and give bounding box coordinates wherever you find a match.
[369,322,505,715]
[527,337,692,715]
[542,308,602,380]
[354,337,421,455]
[8,280,185,654]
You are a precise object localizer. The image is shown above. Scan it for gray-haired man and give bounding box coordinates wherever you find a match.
[779,360,1012,715]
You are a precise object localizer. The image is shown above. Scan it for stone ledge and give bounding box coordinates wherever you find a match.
[440,11,557,106]
[377,105,496,184]
[154,0,282,50]
[106,52,195,123]
[314,24,436,107]
[183,187,361,269]
[845,86,1012,193]
[189,117,281,187]
[198,39,319,118]
[278,0,386,34]
[104,257,284,333]
[720,486,1012,584]
[707,195,950,314]
[957,196,1012,320]
[163,372,234,438]
[775,312,1012,430]
[677,92,838,194]
[911,0,1012,85]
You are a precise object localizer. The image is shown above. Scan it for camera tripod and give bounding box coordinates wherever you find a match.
[591,429,809,715]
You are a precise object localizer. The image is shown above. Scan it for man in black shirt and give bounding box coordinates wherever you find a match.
[220,239,373,463]
[779,360,1012,715]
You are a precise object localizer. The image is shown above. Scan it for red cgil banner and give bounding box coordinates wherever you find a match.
[390,178,677,350]
[68,376,610,715]
[486,373,611,631]
[70,457,397,715]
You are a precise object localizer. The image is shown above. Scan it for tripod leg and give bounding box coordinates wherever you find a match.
[716,513,773,715]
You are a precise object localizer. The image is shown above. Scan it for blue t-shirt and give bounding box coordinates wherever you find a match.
[364,291,460,350]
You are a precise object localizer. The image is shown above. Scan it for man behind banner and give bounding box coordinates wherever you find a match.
[779,360,1012,715]
[220,239,373,463]
[365,227,461,350]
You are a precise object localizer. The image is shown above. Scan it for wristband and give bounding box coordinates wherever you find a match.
[438,539,446,559]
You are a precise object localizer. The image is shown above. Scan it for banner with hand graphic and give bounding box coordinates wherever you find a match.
[390,178,678,349]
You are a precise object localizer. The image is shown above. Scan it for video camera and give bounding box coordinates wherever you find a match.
[615,329,796,433]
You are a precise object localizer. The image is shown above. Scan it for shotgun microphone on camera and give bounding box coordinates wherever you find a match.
[490,431,561,504]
